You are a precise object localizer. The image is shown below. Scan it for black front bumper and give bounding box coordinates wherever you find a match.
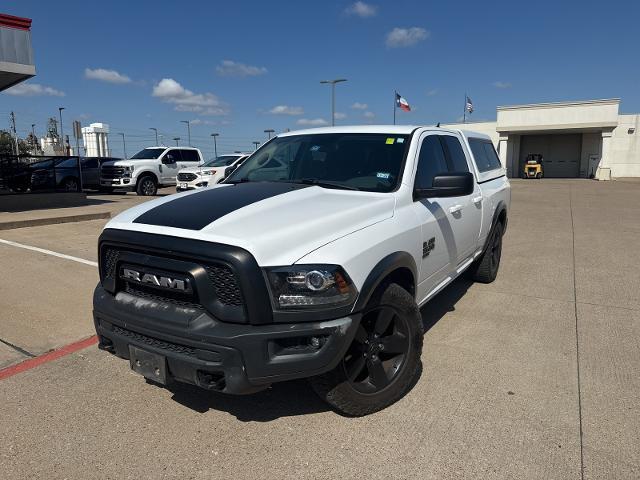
[93,286,361,394]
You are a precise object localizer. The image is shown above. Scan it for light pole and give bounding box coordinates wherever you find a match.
[252,141,260,151]
[320,78,347,126]
[58,107,65,152]
[264,129,275,140]
[181,120,191,146]
[211,133,219,159]
[149,127,158,146]
[173,137,180,146]
[31,123,36,150]
[118,133,127,158]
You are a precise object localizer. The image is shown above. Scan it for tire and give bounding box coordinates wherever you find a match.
[136,175,157,196]
[61,177,79,192]
[309,283,423,416]
[469,222,504,283]
[536,172,543,179]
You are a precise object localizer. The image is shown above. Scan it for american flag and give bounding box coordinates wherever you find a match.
[465,96,474,114]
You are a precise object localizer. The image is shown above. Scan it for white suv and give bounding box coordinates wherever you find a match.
[94,126,510,416]
[100,146,204,195]
[176,154,249,192]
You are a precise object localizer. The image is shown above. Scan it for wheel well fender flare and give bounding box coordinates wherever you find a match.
[353,252,417,312]
[136,171,158,185]
[482,201,508,253]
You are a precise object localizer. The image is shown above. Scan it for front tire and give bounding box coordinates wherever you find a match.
[61,177,79,192]
[136,175,157,196]
[309,283,423,416]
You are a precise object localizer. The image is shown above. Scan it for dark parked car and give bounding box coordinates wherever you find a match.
[30,156,121,191]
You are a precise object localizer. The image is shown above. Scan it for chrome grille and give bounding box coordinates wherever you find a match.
[101,166,125,179]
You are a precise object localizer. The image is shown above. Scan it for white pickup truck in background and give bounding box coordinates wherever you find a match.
[93,126,510,416]
[100,146,204,195]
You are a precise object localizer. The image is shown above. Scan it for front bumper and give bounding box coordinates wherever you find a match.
[100,177,133,188]
[93,285,360,394]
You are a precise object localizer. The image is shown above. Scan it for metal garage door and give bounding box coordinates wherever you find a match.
[519,134,582,177]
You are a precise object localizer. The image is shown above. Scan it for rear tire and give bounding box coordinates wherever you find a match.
[309,283,423,416]
[469,222,504,283]
[136,175,157,196]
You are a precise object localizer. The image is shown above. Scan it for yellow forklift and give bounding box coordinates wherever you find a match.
[522,153,544,179]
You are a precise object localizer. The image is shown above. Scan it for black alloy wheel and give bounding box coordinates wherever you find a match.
[343,305,410,394]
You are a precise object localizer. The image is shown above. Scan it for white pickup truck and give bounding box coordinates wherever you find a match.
[93,126,510,416]
[100,146,204,195]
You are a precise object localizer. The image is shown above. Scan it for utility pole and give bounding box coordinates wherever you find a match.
[264,129,275,140]
[9,111,19,156]
[149,127,158,146]
[252,141,260,151]
[173,137,180,146]
[118,133,127,158]
[211,133,219,159]
[58,107,65,154]
[320,79,347,126]
[181,120,191,146]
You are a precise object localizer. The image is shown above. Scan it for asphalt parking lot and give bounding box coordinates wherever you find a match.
[0,180,638,479]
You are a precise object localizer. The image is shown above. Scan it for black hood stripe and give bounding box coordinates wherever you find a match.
[134,182,309,230]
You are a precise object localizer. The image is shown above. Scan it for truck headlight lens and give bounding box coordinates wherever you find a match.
[265,265,357,309]
[202,169,216,175]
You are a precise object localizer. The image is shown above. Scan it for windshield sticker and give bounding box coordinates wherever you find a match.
[310,145,320,151]
[397,138,405,144]
[385,138,395,145]
[377,172,391,179]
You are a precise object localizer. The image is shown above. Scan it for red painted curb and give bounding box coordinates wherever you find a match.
[0,335,98,381]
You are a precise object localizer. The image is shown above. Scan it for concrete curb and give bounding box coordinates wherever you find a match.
[0,211,111,230]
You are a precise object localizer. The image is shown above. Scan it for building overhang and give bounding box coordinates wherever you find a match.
[0,13,35,91]
[496,99,620,133]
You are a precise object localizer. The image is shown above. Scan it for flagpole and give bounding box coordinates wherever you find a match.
[393,91,396,125]
[463,92,466,124]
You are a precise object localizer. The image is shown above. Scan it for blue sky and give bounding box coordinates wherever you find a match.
[1,0,639,158]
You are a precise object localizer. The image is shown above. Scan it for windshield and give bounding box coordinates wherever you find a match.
[130,148,165,160]
[225,133,409,192]
[203,156,241,167]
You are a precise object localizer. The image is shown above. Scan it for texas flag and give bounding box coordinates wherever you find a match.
[395,92,411,112]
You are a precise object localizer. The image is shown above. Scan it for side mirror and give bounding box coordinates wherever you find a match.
[162,155,175,165]
[414,172,474,199]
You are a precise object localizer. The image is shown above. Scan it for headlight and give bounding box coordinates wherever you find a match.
[201,169,216,175]
[124,166,134,172]
[265,265,358,309]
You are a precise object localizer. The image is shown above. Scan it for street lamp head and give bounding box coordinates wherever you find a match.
[181,120,190,124]
[58,107,65,111]
[211,133,219,137]
[320,78,347,85]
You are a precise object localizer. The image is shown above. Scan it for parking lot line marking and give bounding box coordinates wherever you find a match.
[0,238,98,268]
[0,335,97,381]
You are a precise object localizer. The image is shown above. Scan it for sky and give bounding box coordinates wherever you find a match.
[1,0,639,158]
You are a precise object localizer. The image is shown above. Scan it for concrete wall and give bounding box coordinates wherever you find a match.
[580,133,601,178]
[609,114,640,178]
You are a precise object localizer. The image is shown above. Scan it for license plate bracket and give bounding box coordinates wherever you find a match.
[180,183,188,189]
[129,346,167,385]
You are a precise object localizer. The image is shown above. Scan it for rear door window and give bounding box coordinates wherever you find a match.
[166,149,183,162]
[468,138,502,172]
[180,150,199,162]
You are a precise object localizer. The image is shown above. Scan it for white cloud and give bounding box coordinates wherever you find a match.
[4,83,65,97]
[363,111,376,124]
[492,81,512,89]
[152,78,228,115]
[386,27,429,48]
[345,1,377,17]
[216,60,267,77]
[334,112,347,120]
[297,118,329,126]
[427,89,438,96]
[269,105,304,116]
[84,67,131,84]
[351,102,368,110]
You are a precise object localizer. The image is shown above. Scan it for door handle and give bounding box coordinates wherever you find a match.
[473,196,483,204]
[449,204,463,214]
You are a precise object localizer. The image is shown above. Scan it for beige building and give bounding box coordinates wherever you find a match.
[444,98,639,180]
